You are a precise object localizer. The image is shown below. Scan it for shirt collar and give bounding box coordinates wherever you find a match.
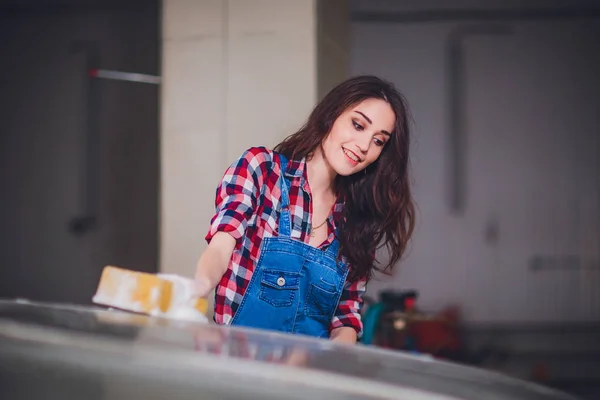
[331,198,345,230]
[283,157,305,179]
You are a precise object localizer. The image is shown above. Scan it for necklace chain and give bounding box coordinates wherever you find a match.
[309,218,328,237]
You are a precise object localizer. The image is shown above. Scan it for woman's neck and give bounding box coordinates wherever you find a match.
[306,146,337,198]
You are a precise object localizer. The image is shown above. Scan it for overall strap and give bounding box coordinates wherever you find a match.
[278,153,292,237]
[327,234,340,255]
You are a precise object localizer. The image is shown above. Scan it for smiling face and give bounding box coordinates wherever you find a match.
[321,98,396,176]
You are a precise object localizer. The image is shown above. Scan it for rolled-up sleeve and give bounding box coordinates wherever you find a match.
[205,147,269,244]
[330,275,367,337]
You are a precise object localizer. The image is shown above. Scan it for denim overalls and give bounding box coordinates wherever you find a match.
[231,155,349,338]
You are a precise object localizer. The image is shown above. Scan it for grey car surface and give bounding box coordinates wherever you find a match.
[0,300,579,400]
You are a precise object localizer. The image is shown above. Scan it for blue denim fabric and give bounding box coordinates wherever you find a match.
[231,154,349,338]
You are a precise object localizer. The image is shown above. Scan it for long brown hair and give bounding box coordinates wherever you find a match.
[275,75,416,282]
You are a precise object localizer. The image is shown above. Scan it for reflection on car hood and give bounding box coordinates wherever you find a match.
[0,300,579,400]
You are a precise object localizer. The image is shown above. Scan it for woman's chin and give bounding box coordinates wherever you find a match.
[334,165,363,177]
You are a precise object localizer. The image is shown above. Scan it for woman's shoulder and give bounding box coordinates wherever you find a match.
[233,146,285,176]
[237,146,286,166]
[240,146,273,159]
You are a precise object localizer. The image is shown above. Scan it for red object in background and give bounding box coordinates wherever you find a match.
[410,320,460,354]
[404,297,416,311]
[409,306,461,356]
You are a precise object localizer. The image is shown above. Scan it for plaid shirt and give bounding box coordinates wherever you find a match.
[206,146,366,336]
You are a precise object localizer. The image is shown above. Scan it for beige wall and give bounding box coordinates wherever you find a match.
[352,3,600,322]
[160,0,348,279]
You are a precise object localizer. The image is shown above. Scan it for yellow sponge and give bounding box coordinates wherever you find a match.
[92,266,208,321]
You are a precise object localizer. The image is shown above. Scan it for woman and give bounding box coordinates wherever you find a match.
[193,75,415,345]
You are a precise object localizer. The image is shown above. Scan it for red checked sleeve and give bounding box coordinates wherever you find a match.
[330,274,367,337]
[205,147,271,244]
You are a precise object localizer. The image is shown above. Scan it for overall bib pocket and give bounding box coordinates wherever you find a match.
[304,279,339,320]
[259,270,300,307]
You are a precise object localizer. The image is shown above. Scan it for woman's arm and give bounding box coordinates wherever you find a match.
[193,147,272,296]
[193,232,236,296]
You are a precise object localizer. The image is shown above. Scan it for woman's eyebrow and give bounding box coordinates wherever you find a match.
[354,111,371,124]
[354,110,391,136]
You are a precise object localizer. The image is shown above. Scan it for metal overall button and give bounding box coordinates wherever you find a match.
[259,270,300,307]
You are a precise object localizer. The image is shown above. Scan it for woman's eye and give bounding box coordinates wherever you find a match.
[374,138,385,147]
[352,121,364,131]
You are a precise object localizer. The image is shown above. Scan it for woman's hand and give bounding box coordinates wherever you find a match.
[330,327,358,344]
[282,348,309,367]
